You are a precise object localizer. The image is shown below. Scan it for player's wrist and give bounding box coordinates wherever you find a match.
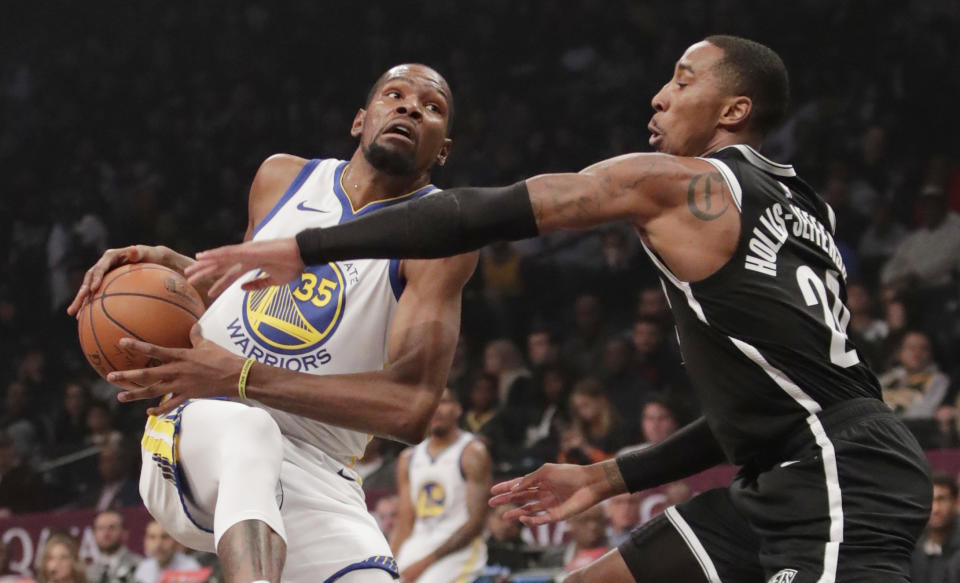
[593,459,627,498]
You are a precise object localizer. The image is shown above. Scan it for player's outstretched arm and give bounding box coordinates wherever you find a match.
[185,152,725,292]
[490,417,726,526]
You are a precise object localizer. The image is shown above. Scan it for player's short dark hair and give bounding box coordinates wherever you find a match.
[932,472,958,499]
[704,35,789,135]
[365,66,455,137]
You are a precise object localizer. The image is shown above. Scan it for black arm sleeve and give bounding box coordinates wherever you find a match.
[296,181,537,264]
[615,416,728,493]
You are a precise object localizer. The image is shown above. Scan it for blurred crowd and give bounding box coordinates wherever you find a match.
[1,0,959,580]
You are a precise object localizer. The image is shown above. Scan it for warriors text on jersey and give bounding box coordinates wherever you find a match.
[199,158,436,465]
[642,144,881,465]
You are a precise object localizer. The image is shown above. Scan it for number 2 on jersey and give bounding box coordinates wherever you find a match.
[795,265,859,368]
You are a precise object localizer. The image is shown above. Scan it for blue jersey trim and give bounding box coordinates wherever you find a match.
[170,400,215,534]
[332,165,435,301]
[251,158,321,238]
[323,556,399,582]
[388,259,405,300]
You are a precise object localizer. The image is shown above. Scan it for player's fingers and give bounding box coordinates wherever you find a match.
[183,260,220,282]
[490,488,541,509]
[66,289,88,316]
[490,477,524,496]
[113,373,170,402]
[208,264,245,298]
[518,511,559,527]
[148,394,186,417]
[240,273,276,292]
[116,337,180,362]
[188,323,203,347]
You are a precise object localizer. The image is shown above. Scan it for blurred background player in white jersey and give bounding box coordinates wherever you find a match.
[392,389,490,583]
[67,64,477,582]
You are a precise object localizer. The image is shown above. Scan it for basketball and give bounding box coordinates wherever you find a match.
[77,263,205,389]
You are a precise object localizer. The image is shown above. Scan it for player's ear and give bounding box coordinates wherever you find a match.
[350,108,366,138]
[436,138,452,167]
[719,96,752,130]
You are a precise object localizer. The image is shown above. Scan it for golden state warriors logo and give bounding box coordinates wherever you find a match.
[242,264,346,354]
[415,481,446,518]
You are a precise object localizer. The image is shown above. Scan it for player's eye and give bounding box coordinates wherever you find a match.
[386,90,401,99]
[677,82,688,89]
[426,103,441,113]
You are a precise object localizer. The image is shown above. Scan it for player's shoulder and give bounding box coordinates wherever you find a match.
[461,436,491,465]
[254,153,311,187]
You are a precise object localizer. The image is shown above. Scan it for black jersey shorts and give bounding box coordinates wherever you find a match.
[619,398,932,583]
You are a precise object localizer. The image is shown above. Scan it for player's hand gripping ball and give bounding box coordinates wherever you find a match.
[77,264,204,390]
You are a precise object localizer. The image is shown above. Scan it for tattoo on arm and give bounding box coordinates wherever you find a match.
[686,172,729,221]
[602,459,627,495]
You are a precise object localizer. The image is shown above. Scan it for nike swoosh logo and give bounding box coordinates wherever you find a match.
[297,201,329,213]
[337,468,355,482]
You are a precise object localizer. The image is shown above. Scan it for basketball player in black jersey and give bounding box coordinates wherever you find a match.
[155,36,931,582]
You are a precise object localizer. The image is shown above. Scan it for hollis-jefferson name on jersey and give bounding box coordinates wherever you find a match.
[744,202,847,280]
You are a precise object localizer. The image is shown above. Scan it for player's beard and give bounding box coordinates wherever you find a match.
[364,141,416,176]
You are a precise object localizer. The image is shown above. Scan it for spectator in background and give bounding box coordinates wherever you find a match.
[526,328,559,370]
[77,441,140,511]
[912,473,960,583]
[560,295,610,378]
[483,339,532,408]
[544,505,610,572]
[372,495,398,539]
[1,380,41,460]
[881,185,960,291]
[38,533,86,583]
[356,437,399,491]
[636,286,670,324]
[0,430,44,516]
[559,379,626,464]
[604,493,641,547]
[600,336,652,440]
[858,202,907,285]
[132,522,201,583]
[87,510,142,583]
[85,402,121,448]
[481,241,526,339]
[464,373,499,433]
[846,282,888,369]
[629,316,676,388]
[485,503,532,572]
[878,297,911,370]
[50,381,92,452]
[880,331,951,419]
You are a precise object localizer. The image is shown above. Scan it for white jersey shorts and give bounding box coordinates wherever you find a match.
[139,399,398,582]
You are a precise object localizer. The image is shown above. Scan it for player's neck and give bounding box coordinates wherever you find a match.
[342,153,431,209]
[700,130,763,157]
[427,427,462,452]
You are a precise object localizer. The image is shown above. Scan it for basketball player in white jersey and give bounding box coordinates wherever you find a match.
[67,64,477,583]
[391,389,490,583]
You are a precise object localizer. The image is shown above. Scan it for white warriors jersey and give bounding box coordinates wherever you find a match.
[397,431,487,567]
[199,158,437,465]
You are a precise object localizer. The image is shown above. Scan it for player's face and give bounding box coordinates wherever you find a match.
[354,64,452,177]
[649,42,729,156]
[429,390,461,436]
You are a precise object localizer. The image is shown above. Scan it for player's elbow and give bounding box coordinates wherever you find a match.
[392,382,442,444]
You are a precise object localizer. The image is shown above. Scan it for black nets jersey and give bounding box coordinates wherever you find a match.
[643,145,881,465]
